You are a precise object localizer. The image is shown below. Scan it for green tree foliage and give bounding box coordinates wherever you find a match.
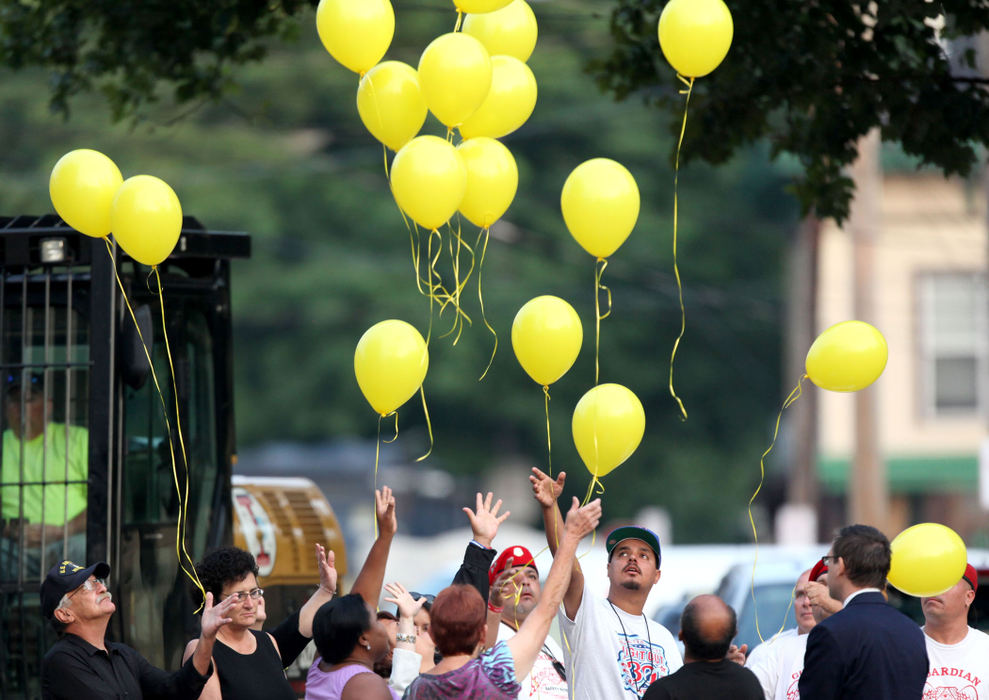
[0,2,799,540]
[593,0,989,222]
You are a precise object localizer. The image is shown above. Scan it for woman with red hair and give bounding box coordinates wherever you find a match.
[404,497,601,699]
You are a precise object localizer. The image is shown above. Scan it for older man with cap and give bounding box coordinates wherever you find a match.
[488,544,568,699]
[40,559,236,699]
[921,563,989,697]
[530,468,682,700]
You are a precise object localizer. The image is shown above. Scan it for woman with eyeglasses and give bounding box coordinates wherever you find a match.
[183,541,337,699]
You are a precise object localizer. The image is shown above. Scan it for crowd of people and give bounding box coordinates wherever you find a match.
[36,466,988,700]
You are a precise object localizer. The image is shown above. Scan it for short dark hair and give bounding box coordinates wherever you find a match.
[833,524,890,589]
[313,594,372,664]
[680,597,736,661]
[429,584,486,657]
[196,547,259,601]
[377,610,398,623]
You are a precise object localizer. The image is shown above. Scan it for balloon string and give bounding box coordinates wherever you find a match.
[594,257,612,385]
[748,374,806,644]
[440,221,475,344]
[454,10,463,32]
[668,75,694,422]
[103,241,206,610]
[475,227,498,381]
[542,385,552,477]
[382,143,390,179]
[415,385,434,462]
[581,474,604,507]
[372,411,398,540]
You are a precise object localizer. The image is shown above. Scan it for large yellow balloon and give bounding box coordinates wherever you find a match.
[463,0,538,63]
[511,296,582,386]
[390,136,467,230]
[888,523,967,597]
[458,56,537,140]
[316,0,395,75]
[560,158,640,259]
[572,384,645,478]
[354,320,429,416]
[658,0,733,78]
[357,61,428,151]
[805,321,888,392]
[457,138,518,228]
[454,0,512,12]
[418,33,492,128]
[110,175,182,267]
[49,149,123,238]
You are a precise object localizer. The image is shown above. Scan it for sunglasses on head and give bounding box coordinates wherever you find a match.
[409,592,436,605]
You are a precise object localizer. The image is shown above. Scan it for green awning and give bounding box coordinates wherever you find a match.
[818,454,977,494]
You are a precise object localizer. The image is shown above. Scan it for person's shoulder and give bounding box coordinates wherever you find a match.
[965,627,989,648]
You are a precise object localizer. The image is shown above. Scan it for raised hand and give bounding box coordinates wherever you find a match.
[315,543,337,596]
[384,581,426,620]
[529,467,565,509]
[564,497,601,540]
[200,592,236,640]
[462,491,510,548]
[375,485,397,537]
[805,580,842,616]
[490,560,524,609]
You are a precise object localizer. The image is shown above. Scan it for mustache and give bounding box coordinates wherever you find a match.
[99,592,112,603]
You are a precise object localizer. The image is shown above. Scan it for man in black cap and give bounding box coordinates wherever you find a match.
[40,559,237,699]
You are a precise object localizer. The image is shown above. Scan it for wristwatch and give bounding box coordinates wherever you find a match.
[395,632,417,644]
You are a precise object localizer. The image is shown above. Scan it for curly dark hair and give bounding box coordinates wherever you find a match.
[196,546,259,601]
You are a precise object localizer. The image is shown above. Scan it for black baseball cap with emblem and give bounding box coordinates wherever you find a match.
[40,560,111,619]
[606,526,662,567]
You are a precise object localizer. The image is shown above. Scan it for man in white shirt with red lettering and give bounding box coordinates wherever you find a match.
[530,468,682,700]
[922,563,989,698]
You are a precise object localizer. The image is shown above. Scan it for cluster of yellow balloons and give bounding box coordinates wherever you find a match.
[49,149,183,267]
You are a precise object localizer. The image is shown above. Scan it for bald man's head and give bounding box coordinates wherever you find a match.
[680,594,737,661]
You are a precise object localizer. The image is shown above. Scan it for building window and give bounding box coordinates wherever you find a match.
[919,272,987,416]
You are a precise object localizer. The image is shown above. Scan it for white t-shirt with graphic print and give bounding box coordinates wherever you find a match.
[745,628,807,700]
[558,580,682,700]
[497,621,568,700]
[923,626,989,700]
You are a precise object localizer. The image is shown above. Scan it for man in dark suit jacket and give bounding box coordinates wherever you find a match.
[799,524,928,699]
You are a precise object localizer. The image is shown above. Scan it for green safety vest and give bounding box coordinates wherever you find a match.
[1,424,88,525]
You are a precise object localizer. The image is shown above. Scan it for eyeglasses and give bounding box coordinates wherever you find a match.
[820,555,838,566]
[68,577,107,599]
[226,588,264,602]
[409,592,435,606]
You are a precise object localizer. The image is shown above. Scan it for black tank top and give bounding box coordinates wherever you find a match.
[213,629,296,700]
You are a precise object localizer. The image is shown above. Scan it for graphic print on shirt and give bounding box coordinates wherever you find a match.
[615,632,670,694]
[924,685,978,700]
[786,670,802,699]
[925,665,982,700]
[525,652,567,698]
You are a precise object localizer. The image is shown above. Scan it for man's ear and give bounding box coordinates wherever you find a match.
[677,629,684,642]
[53,606,74,625]
[653,568,662,585]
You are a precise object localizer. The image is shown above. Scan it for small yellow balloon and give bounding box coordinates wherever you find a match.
[354,320,429,416]
[561,158,640,259]
[462,0,538,63]
[457,138,518,229]
[454,0,512,13]
[49,149,123,238]
[110,175,183,267]
[390,135,467,230]
[458,56,537,140]
[658,0,733,78]
[805,320,888,392]
[357,61,428,151]
[316,0,394,75]
[417,33,492,128]
[511,296,583,386]
[888,523,967,597]
[572,384,645,478]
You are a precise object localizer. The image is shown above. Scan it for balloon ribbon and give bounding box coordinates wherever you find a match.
[542,385,552,476]
[373,410,400,539]
[748,374,806,643]
[668,75,695,421]
[475,227,498,380]
[594,257,612,385]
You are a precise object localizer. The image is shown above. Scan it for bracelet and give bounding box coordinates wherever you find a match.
[488,602,504,613]
[395,632,417,644]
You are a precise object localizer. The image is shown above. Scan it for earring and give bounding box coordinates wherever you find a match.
[364,643,371,651]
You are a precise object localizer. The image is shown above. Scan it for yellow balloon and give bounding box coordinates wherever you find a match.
[572,384,645,478]
[805,320,888,392]
[418,33,492,128]
[316,0,395,74]
[560,158,640,259]
[457,138,518,228]
[390,135,467,230]
[458,56,537,140]
[354,320,429,416]
[888,523,967,597]
[357,61,428,151]
[49,149,123,238]
[511,296,582,386]
[110,175,182,267]
[454,0,512,12]
[462,0,538,63]
[658,0,733,78]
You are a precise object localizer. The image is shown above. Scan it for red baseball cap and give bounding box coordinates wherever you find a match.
[809,558,828,582]
[962,563,978,592]
[489,545,538,586]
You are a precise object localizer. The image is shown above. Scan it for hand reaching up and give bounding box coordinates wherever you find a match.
[463,491,510,548]
[564,497,601,541]
[384,581,426,621]
[529,467,565,509]
[315,543,337,596]
[375,485,397,537]
[200,592,237,641]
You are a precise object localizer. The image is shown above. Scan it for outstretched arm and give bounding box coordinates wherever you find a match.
[453,491,510,601]
[352,486,397,606]
[506,497,601,682]
[530,467,583,618]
